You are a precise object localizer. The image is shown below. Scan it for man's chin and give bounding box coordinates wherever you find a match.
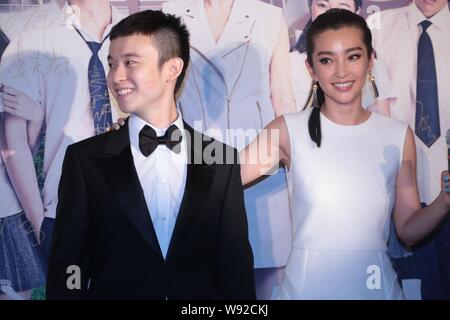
[117,103,136,114]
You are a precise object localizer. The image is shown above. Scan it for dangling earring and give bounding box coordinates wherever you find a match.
[368,71,379,98]
[312,81,319,108]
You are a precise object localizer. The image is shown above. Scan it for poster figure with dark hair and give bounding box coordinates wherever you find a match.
[368,0,450,299]
[163,0,296,300]
[0,0,126,268]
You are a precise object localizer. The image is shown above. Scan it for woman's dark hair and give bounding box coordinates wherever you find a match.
[304,8,373,147]
[294,0,363,54]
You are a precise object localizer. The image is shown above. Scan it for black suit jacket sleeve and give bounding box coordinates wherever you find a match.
[217,150,256,300]
[46,145,91,299]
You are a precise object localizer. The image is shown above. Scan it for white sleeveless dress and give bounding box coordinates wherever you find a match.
[278,110,407,299]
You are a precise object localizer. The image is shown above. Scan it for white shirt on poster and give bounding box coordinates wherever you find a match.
[0,2,125,219]
[0,1,62,219]
[368,3,450,204]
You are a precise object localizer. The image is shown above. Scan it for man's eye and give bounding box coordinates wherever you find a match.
[126,61,136,66]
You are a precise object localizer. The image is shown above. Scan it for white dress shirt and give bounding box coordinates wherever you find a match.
[368,4,450,204]
[129,114,187,259]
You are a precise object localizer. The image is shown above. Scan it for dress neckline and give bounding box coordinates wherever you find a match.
[320,111,375,130]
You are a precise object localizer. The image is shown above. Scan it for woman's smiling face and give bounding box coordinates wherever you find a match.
[306,26,373,107]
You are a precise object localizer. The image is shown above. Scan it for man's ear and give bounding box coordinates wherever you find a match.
[166,57,184,83]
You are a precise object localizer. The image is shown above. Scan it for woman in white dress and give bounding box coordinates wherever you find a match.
[240,9,450,299]
[290,0,392,116]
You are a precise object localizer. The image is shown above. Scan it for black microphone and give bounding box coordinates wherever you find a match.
[447,129,450,171]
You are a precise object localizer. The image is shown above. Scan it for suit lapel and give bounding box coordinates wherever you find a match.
[96,121,164,259]
[166,123,215,261]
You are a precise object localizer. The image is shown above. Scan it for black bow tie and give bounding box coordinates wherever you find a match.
[139,124,183,157]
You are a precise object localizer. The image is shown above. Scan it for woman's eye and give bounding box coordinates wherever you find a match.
[319,57,332,64]
[318,3,329,9]
[349,54,362,61]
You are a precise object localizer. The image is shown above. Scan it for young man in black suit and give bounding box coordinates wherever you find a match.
[46,10,255,300]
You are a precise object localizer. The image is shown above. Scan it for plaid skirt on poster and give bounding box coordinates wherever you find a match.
[0,212,46,292]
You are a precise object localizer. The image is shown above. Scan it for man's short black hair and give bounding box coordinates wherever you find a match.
[110,10,190,94]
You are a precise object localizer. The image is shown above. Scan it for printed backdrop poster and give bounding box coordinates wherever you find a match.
[0,0,448,300]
